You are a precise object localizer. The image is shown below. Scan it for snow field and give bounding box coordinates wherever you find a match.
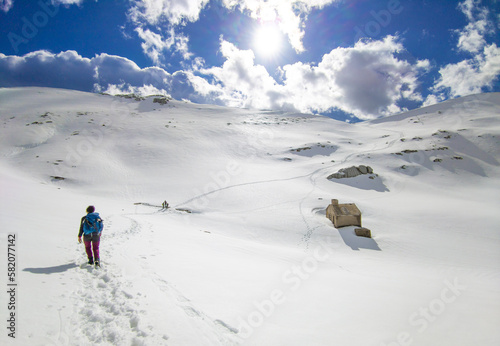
[0,88,499,345]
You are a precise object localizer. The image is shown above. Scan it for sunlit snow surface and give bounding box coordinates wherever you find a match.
[1,87,499,345]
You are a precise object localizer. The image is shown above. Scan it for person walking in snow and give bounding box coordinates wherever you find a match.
[78,205,103,266]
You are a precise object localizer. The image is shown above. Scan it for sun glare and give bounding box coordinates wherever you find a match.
[253,23,283,59]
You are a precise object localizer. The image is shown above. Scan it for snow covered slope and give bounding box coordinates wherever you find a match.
[1,87,499,346]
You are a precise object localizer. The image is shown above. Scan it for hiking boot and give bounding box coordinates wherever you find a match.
[94,259,100,267]
[88,259,94,265]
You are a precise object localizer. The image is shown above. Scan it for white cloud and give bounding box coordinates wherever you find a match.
[127,0,344,69]
[458,0,480,22]
[130,0,340,54]
[174,31,192,60]
[99,83,168,97]
[52,0,85,5]
[135,27,173,65]
[0,35,429,120]
[0,0,13,12]
[129,0,211,26]
[200,39,285,109]
[286,36,428,118]
[456,0,493,53]
[221,0,340,53]
[129,1,205,65]
[0,50,94,89]
[458,22,489,53]
[433,43,500,97]
[0,50,147,92]
[422,93,444,107]
[0,50,224,104]
[135,26,193,66]
[430,0,500,99]
[201,36,428,119]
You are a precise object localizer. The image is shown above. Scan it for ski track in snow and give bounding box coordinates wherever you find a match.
[70,213,239,345]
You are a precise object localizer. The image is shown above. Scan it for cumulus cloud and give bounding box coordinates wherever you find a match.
[200,39,286,109]
[432,44,500,97]
[129,0,211,26]
[200,36,428,119]
[128,1,208,65]
[0,35,429,120]
[456,0,493,53]
[135,27,192,66]
[0,50,221,103]
[0,51,94,90]
[327,38,427,116]
[0,0,13,12]
[135,28,170,65]
[430,0,500,100]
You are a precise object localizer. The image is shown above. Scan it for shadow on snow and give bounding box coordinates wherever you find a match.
[338,226,381,251]
[23,262,78,274]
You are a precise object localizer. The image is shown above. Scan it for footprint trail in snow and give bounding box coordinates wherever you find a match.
[70,214,239,345]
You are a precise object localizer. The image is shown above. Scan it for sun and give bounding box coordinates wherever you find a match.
[252,23,283,59]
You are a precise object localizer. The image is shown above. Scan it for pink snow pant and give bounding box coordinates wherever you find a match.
[84,233,100,261]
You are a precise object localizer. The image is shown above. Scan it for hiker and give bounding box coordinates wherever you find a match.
[78,205,103,266]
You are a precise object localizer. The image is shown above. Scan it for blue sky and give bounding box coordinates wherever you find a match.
[1,0,499,121]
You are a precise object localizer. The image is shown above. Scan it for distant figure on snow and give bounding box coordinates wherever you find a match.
[78,205,104,266]
[162,200,169,209]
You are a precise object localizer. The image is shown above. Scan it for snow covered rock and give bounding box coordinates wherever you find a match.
[355,227,372,238]
[327,165,374,179]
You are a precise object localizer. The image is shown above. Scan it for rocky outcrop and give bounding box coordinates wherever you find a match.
[327,165,373,179]
[355,227,371,238]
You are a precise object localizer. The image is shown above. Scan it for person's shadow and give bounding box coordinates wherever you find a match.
[23,263,78,274]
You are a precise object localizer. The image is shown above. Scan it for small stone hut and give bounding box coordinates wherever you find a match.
[326,199,362,228]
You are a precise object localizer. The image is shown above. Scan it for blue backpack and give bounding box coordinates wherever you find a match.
[83,213,103,235]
